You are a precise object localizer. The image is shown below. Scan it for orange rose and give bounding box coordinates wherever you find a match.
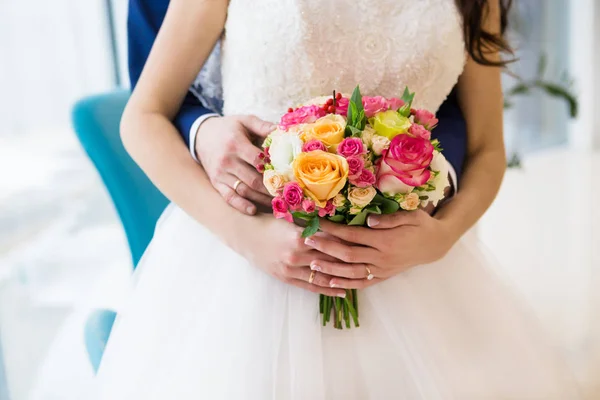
[292,150,349,207]
[300,115,346,152]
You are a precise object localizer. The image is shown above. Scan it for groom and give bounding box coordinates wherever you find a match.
[127,0,467,212]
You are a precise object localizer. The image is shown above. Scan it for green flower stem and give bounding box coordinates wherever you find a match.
[345,297,360,328]
[319,294,324,314]
[343,300,350,328]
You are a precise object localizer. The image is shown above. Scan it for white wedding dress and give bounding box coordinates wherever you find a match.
[96,0,582,398]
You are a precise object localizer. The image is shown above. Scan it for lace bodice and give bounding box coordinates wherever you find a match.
[205,0,466,123]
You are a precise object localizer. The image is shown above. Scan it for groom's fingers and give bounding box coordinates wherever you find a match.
[239,115,277,138]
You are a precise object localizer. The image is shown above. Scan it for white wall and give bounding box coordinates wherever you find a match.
[568,0,598,149]
[0,0,116,137]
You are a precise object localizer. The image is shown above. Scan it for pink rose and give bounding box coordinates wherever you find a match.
[408,123,431,140]
[283,182,304,210]
[362,96,389,118]
[376,135,434,194]
[318,201,336,217]
[302,139,327,152]
[280,105,326,130]
[387,97,405,111]
[302,199,316,213]
[272,197,293,223]
[413,109,439,130]
[347,155,365,178]
[337,137,366,158]
[350,169,376,188]
[335,97,349,116]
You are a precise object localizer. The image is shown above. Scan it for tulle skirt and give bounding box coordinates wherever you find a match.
[96,204,581,399]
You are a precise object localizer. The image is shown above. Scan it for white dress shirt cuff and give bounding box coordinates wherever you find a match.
[189,113,220,163]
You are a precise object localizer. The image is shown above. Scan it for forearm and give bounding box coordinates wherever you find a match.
[121,111,248,248]
[435,147,505,237]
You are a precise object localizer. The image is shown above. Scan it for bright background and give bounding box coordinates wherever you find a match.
[0,1,599,399]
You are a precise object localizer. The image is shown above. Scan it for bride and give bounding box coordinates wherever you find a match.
[97,0,582,398]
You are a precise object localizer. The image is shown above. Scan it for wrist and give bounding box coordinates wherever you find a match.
[191,114,220,162]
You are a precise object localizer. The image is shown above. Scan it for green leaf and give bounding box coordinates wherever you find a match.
[357,109,366,129]
[535,81,579,118]
[350,85,364,115]
[371,194,385,205]
[349,101,358,124]
[327,214,345,222]
[345,125,362,137]
[292,211,314,221]
[301,216,320,238]
[348,209,369,226]
[379,197,400,214]
[365,205,382,214]
[399,86,416,112]
[400,87,415,105]
[507,83,530,96]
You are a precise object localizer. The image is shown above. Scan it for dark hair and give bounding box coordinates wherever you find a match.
[455,0,514,66]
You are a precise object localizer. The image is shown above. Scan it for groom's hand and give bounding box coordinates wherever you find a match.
[195,115,276,215]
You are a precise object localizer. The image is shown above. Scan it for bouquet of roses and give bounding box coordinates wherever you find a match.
[256,86,450,329]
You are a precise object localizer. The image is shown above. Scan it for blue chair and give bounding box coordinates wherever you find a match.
[72,90,169,372]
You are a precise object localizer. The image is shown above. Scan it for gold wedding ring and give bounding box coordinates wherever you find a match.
[233,179,242,193]
[308,270,316,284]
[366,266,374,281]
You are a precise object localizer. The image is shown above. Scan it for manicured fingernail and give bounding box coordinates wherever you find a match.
[337,292,346,298]
[367,216,379,227]
[330,281,338,288]
[304,238,316,246]
[247,206,255,215]
[310,264,321,271]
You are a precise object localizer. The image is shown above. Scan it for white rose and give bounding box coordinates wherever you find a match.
[332,193,347,207]
[370,135,391,156]
[417,151,450,207]
[349,206,363,215]
[361,126,376,148]
[348,186,377,208]
[400,192,420,211]
[268,130,303,180]
[263,170,287,196]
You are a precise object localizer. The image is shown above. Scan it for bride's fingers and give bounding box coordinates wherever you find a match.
[328,276,383,290]
[287,278,347,298]
[284,265,334,289]
[309,260,379,280]
[286,250,338,266]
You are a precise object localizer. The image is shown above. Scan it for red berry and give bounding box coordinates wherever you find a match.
[326,98,334,106]
[322,104,329,111]
[410,108,417,115]
[327,105,336,113]
[287,107,294,113]
[264,147,270,156]
[264,157,271,164]
[256,164,265,173]
[336,92,342,100]
[258,153,265,160]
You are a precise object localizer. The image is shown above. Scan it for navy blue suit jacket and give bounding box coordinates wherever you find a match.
[127,0,467,179]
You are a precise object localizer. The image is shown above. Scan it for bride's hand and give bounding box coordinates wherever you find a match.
[196,115,276,215]
[303,210,457,289]
[235,213,348,298]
